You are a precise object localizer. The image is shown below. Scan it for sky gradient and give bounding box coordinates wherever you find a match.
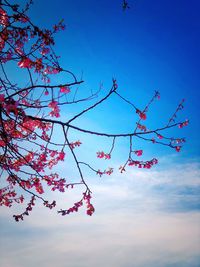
[0,0,200,266]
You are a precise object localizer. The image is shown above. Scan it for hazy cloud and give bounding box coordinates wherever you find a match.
[1,161,200,267]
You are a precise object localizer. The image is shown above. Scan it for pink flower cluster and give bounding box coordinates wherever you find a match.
[13,196,36,222]
[136,123,147,132]
[179,120,189,128]
[134,150,143,156]
[96,167,113,177]
[136,109,146,120]
[128,158,158,169]
[48,100,60,117]
[58,192,95,216]
[83,192,95,216]
[60,86,70,94]
[69,140,82,149]
[0,184,23,207]
[97,151,111,159]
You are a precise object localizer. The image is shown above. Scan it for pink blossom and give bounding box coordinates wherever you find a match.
[136,109,146,120]
[60,86,70,94]
[48,101,58,109]
[97,151,111,160]
[175,146,181,152]
[179,119,189,128]
[134,150,143,156]
[157,134,163,139]
[57,151,65,161]
[18,57,33,68]
[0,94,5,101]
[0,8,9,27]
[40,47,50,55]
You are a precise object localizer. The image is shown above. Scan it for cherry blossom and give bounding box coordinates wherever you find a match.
[97,151,111,160]
[136,109,147,120]
[60,86,70,93]
[134,150,143,156]
[18,57,33,68]
[0,0,188,221]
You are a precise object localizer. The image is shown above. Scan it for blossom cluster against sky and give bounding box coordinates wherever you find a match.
[0,0,200,266]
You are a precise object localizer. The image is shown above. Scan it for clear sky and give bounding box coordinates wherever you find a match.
[0,1,200,267]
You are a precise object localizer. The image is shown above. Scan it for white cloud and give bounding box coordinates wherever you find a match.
[0,160,200,267]
[1,211,200,267]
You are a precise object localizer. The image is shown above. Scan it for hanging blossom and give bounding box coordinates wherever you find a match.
[18,57,33,68]
[48,100,60,117]
[60,86,70,93]
[84,192,95,216]
[136,109,146,120]
[134,150,143,156]
[157,134,163,139]
[175,146,181,152]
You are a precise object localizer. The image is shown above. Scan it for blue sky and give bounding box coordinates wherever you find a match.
[26,0,200,157]
[0,1,200,266]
